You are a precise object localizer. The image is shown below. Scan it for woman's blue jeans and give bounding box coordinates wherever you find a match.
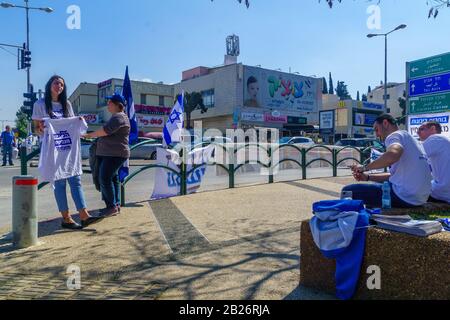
[342,183,417,208]
[98,156,127,209]
[53,175,87,212]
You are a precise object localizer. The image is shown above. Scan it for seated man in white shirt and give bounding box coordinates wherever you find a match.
[417,121,450,204]
[342,114,432,208]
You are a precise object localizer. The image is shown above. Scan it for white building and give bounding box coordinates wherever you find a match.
[321,94,386,142]
[367,82,406,125]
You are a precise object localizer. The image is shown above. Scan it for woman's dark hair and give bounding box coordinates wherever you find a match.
[247,76,258,88]
[45,75,69,118]
[375,114,397,126]
[110,100,126,112]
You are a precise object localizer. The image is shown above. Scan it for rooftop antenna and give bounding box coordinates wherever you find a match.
[224,34,240,65]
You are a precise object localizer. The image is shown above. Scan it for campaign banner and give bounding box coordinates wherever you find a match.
[408,112,450,139]
[137,115,165,128]
[151,145,215,200]
[80,114,100,124]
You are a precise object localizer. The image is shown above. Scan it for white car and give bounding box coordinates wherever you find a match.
[279,136,315,148]
[81,139,163,160]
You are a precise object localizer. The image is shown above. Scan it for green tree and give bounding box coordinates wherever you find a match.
[15,107,30,139]
[335,81,351,100]
[320,0,448,17]
[328,72,334,96]
[227,0,450,17]
[362,94,368,102]
[180,92,207,130]
[368,86,372,93]
[357,91,360,101]
[322,77,328,94]
[397,91,407,125]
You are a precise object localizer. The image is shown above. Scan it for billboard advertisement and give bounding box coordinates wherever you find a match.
[319,110,335,135]
[243,66,321,112]
[407,112,450,139]
[352,109,382,127]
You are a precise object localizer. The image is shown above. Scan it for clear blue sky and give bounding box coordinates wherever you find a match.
[1,0,449,121]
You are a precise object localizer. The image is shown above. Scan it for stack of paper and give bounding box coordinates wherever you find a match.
[371,215,443,237]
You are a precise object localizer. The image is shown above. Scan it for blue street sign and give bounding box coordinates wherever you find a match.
[409,72,450,97]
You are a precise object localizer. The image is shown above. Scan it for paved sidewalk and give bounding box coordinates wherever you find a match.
[0,178,350,300]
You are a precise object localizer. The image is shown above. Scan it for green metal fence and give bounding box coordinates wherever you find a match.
[20,140,381,206]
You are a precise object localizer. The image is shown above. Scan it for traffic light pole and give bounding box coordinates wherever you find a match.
[25,0,30,93]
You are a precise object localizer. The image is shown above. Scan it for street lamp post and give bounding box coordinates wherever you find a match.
[367,24,407,111]
[1,1,53,92]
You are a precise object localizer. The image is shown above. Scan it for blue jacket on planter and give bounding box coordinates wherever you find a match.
[310,200,370,300]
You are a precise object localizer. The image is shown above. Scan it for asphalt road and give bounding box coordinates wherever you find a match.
[0,160,352,229]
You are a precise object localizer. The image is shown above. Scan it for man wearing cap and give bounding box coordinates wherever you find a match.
[1,125,16,166]
[417,121,450,204]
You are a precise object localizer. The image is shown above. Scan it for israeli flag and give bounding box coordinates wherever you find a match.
[369,148,387,174]
[163,92,184,148]
[119,66,139,182]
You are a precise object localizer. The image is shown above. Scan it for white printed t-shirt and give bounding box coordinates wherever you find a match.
[39,117,88,182]
[423,134,450,203]
[32,99,75,122]
[385,130,432,206]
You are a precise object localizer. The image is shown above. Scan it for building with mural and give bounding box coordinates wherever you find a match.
[174,63,323,136]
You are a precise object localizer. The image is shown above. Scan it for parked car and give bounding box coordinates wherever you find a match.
[335,138,384,150]
[131,138,163,160]
[202,136,233,144]
[279,136,315,148]
[81,138,163,160]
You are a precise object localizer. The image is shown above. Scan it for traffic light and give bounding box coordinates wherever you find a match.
[20,44,31,70]
[23,85,37,118]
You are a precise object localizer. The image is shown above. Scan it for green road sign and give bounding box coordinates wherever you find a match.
[408,91,450,114]
[408,52,450,79]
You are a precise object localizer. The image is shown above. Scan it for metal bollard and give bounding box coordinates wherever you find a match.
[12,176,38,248]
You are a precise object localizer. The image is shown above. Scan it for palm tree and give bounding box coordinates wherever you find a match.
[179,92,208,130]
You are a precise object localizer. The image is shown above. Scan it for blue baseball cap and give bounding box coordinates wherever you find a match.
[106,93,126,105]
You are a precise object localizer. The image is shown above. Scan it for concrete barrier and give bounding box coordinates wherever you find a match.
[12,176,38,249]
[300,220,450,300]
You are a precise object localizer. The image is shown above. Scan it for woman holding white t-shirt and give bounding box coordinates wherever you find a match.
[32,75,103,230]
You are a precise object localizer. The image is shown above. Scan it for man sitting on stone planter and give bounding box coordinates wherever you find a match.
[417,121,450,204]
[342,114,432,208]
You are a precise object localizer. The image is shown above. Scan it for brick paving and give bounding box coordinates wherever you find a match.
[0,271,166,300]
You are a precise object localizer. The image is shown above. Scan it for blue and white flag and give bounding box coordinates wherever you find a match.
[163,92,184,148]
[310,200,370,300]
[369,148,387,174]
[119,66,139,182]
